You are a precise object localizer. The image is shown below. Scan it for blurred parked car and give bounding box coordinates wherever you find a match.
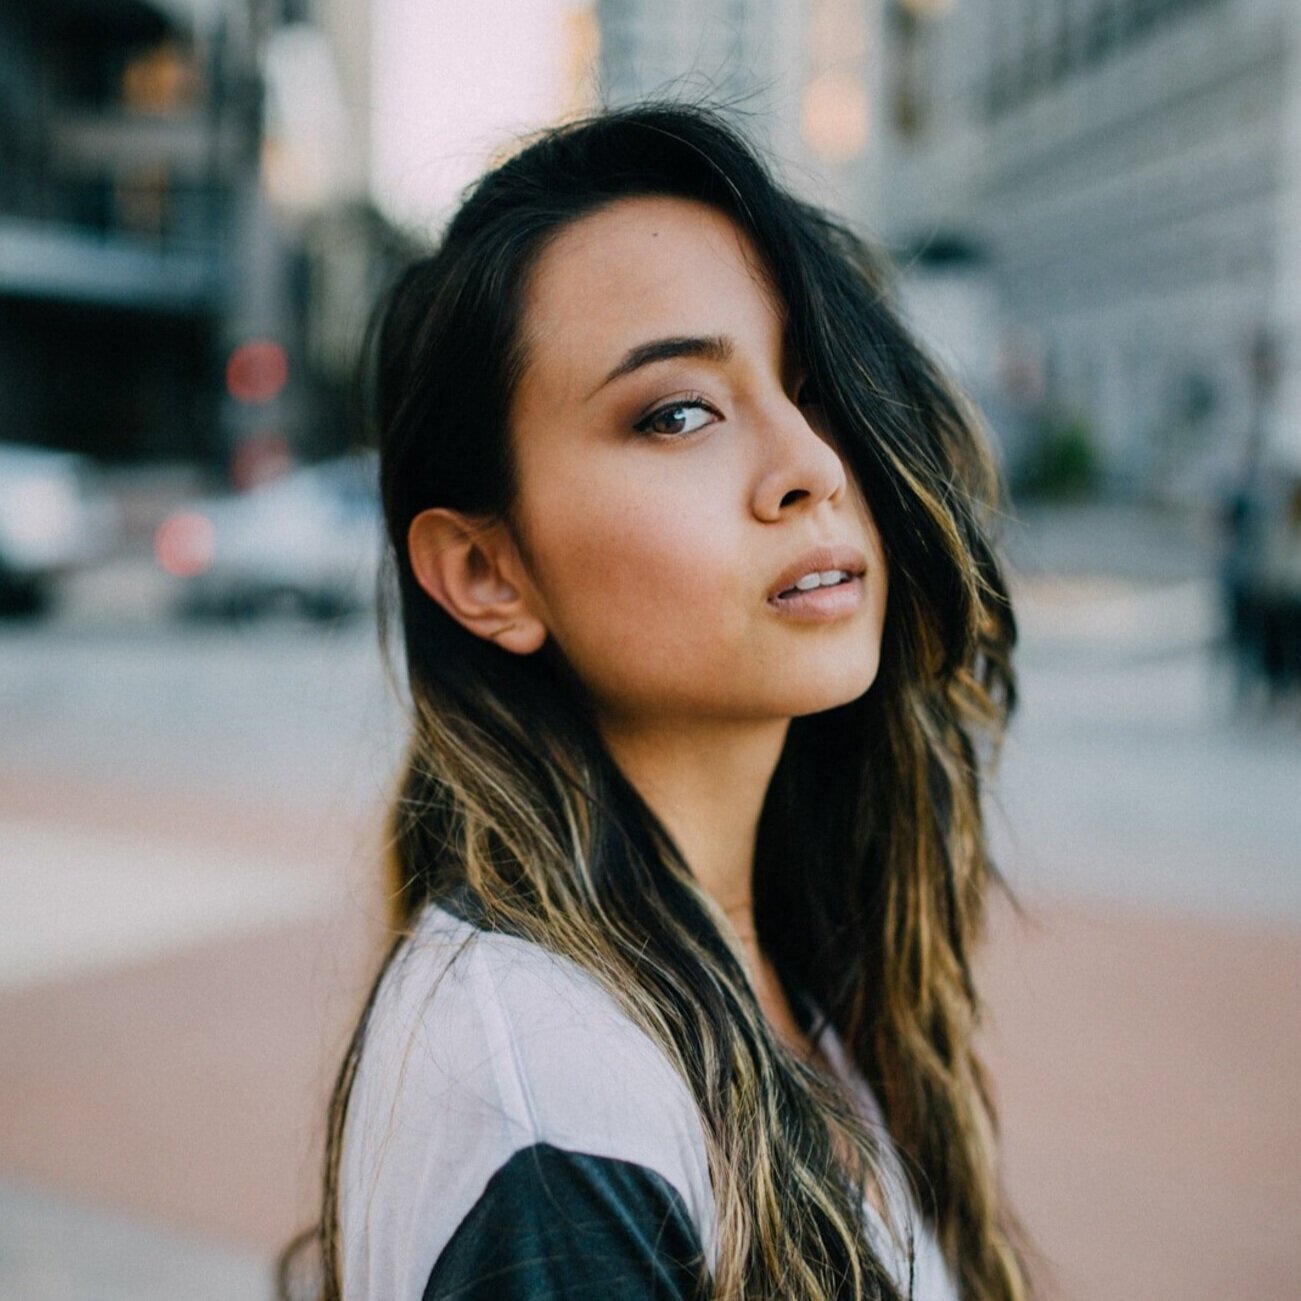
[0,442,119,615]
[154,451,383,620]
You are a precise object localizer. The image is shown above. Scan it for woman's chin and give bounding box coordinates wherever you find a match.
[779,657,882,719]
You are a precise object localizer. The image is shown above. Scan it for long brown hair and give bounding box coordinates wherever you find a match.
[290,102,1028,1301]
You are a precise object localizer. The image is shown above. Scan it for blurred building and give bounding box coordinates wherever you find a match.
[595,0,872,206]
[0,0,400,473]
[865,0,1301,500]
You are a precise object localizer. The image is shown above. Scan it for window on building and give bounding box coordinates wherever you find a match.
[985,0,1225,119]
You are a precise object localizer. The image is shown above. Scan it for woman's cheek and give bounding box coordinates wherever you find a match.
[547,525,740,693]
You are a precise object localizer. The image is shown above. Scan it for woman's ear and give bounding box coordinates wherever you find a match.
[407,508,548,655]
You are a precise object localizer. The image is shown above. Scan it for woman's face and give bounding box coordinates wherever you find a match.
[507,195,888,728]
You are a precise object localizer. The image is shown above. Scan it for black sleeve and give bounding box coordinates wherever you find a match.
[421,1141,711,1300]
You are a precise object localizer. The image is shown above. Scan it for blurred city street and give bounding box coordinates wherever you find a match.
[1,500,1297,1299]
[0,596,399,1298]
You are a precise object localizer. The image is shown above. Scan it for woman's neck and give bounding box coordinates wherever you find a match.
[598,712,780,915]
[600,712,833,1067]
[598,712,788,952]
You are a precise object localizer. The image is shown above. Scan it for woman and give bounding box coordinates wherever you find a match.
[298,103,1028,1300]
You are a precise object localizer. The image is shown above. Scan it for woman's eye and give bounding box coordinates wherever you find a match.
[634,399,719,438]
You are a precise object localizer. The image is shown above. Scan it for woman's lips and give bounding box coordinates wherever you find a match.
[767,573,865,621]
[766,544,868,621]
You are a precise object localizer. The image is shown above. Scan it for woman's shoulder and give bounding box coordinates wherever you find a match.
[373,900,703,1142]
[341,899,717,1299]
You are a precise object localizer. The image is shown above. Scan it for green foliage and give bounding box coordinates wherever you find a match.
[1015,410,1101,500]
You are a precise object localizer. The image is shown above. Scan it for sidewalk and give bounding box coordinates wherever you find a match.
[0,1179,273,1301]
[0,892,382,1298]
[980,893,1301,1300]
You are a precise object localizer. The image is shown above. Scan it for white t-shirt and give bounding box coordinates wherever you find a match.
[339,900,959,1300]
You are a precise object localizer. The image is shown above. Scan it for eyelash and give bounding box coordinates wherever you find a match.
[633,392,722,439]
[630,378,820,440]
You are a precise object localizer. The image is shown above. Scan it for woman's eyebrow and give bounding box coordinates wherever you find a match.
[588,334,733,399]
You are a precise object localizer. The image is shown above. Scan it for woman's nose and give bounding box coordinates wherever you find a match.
[750,396,848,522]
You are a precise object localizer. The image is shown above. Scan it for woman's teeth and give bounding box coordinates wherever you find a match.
[788,569,850,594]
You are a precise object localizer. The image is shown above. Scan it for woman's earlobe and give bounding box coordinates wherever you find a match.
[407,508,548,654]
[488,617,548,655]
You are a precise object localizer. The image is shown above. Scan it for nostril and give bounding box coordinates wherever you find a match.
[779,488,809,508]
